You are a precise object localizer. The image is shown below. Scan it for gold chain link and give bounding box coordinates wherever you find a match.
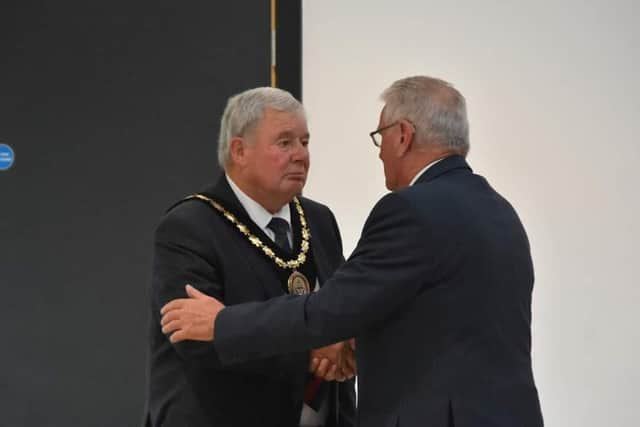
[187,194,311,270]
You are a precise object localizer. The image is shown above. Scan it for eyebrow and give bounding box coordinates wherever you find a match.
[276,130,310,139]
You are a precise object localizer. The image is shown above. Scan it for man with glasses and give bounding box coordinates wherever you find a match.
[161,76,544,426]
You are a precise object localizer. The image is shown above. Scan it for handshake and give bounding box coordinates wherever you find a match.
[309,339,357,382]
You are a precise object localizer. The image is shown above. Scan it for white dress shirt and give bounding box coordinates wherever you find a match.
[226,174,293,246]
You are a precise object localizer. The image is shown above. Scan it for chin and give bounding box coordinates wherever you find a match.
[284,181,305,196]
[385,178,395,191]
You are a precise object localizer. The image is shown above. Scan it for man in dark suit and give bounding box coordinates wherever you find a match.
[146,87,356,426]
[161,76,544,426]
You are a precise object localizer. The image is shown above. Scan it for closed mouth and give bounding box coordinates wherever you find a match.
[286,172,307,178]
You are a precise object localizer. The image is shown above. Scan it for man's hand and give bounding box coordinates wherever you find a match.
[160,284,225,343]
[309,339,357,382]
[341,338,357,378]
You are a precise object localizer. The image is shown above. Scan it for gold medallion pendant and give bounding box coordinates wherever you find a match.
[287,271,311,295]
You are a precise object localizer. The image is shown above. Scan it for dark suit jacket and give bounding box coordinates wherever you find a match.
[145,176,356,427]
[215,156,544,427]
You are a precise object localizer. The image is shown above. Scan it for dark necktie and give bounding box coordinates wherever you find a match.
[267,217,292,253]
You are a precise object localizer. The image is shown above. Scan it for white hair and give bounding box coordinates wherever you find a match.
[217,87,305,168]
[381,76,470,156]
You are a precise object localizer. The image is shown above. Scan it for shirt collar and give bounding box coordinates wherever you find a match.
[409,158,445,186]
[225,174,291,229]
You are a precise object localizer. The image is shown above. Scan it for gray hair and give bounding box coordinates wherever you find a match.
[217,87,305,168]
[381,76,469,155]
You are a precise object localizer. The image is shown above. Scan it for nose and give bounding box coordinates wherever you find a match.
[291,139,309,162]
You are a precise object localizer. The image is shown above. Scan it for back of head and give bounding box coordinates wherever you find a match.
[217,87,305,168]
[381,76,470,156]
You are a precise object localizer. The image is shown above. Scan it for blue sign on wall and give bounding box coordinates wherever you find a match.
[0,143,15,170]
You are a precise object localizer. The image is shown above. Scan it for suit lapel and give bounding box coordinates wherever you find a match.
[199,175,254,226]
[300,199,331,286]
[310,226,331,285]
[287,198,326,287]
[200,175,284,298]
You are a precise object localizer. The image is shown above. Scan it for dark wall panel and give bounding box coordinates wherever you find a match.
[276,0,302,100]
[0,2,269,425]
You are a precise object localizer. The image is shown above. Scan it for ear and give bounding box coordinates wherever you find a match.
[395,120,415,157]
[229,137,247,165]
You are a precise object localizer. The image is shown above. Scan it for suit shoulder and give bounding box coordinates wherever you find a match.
[365,192,416,225]
[155,196,220,234]
[399,178,449,198]
[298,196,335,217]
[396,171,481,206]
[298,196,342,241]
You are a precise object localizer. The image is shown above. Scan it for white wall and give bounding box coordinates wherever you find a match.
[302,1,639,425]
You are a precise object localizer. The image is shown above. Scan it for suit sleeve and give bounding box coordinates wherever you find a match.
[150,203,305,379]
[214,192,436,365]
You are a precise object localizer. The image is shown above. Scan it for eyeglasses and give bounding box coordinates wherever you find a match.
[369,122,399,147]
